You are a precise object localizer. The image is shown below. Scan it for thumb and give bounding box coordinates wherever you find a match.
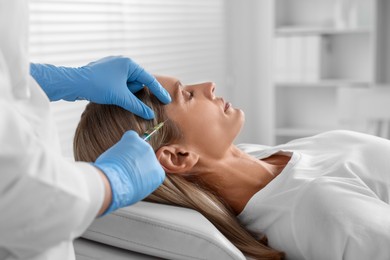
[117,91,155,119]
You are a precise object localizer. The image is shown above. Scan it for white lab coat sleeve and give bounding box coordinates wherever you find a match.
[0,99,105,259]
[292,178,390,260]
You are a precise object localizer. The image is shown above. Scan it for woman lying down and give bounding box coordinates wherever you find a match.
[74,75,390,260]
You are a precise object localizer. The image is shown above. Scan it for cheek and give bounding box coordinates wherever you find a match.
[185,125,227,156]
[166,103,243,156]
[183,112,238,155]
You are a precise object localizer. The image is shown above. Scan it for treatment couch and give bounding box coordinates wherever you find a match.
[74,201,247,260]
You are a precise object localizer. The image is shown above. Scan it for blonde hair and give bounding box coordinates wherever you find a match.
[73,88,285,260]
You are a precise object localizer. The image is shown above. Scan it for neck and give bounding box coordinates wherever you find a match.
[195,146,289,215]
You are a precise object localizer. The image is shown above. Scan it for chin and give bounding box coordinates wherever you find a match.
[237,108,245,124]
[232,109,245,138]
[239,109,245,119]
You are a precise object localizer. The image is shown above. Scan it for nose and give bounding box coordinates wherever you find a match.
[202,82,215,99]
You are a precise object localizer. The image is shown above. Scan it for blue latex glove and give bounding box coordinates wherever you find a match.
[94,130,165,215]
[30,56,171,119]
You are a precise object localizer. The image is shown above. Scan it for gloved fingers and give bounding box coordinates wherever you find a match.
[127,82,144,93]
[128,65,171,104]
[121,130,150,149]
[141,78,172,105]
[121,131,160,161]
[120,130,147,148]
[94,129,165,215]
[121,129,142,141]
[119,91,155,119]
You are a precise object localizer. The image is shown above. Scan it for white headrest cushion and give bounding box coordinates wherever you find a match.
[83,201,246,260]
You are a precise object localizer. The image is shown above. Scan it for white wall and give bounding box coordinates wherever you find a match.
[225,0,274,145]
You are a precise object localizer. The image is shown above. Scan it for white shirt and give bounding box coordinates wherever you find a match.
[238,130,390,260]
[0,1,104,259]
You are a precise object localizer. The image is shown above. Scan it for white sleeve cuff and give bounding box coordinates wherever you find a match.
[72,162,105,237]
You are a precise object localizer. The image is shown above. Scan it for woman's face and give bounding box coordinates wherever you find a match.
[156,75,245,159]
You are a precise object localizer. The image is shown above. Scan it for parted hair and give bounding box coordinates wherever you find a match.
[73,88,285,260]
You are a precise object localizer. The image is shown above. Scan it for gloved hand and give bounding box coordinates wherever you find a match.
[94,130,165,215]
[30,56,171,119]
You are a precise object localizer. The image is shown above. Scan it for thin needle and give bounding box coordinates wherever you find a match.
[142,120,167,141]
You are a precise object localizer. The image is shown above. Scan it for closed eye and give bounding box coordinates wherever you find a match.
[188,91,194,100]
[183,90,194,100]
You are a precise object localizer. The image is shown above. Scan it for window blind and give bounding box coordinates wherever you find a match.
[29,0,227,157]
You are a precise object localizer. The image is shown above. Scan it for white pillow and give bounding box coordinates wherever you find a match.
[83,201,246,260]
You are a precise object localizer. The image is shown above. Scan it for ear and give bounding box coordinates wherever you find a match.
[156,145,199,174]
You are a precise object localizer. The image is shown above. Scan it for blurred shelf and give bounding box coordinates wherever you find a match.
[272,0,379,145]
[275,26,371,36]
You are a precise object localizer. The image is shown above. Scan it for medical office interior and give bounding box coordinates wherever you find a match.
[28,0,390,259]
